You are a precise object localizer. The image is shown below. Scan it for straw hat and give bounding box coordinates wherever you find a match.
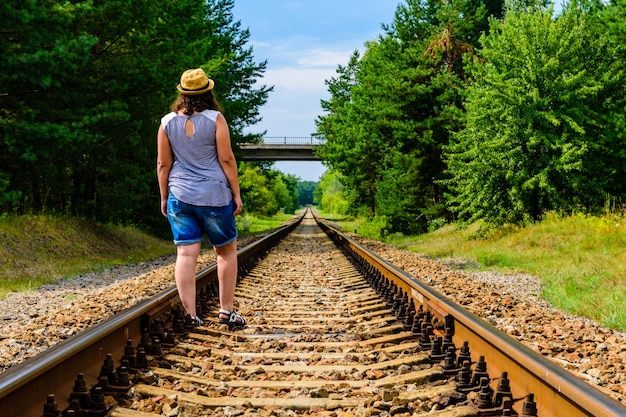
[176,68,215,95]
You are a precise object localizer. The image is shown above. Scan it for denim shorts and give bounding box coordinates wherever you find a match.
[166,193,237,247]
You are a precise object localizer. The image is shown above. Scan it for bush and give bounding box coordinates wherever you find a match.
[356,216,389,241]
[236,213,254,234]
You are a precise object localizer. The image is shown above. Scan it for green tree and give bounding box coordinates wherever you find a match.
[237,164,298,216]
[296,181,318,206]
[314,170,352,215]
[600,0,626,196]
[0,0,272,228]
[265,169,299,214]
[277,173,299,214]
[238,164,276,216]
[0,0,98,212]
[202,0,273,144]
[316,0,501,233]
[444,4,626,224]
[270,177,292,214]
[315,51,373,211]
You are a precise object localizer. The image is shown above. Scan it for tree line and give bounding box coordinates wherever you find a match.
[1,0,302,236]
[315,0,626,234]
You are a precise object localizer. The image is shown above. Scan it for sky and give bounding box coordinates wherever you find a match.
[231,1,402,182]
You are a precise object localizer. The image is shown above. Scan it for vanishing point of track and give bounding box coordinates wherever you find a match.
[0,210,625,417]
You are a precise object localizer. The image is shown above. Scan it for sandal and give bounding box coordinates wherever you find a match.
[189,315,204,327]
[218,309,247,327]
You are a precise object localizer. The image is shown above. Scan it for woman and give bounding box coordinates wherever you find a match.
[157,68,246,327]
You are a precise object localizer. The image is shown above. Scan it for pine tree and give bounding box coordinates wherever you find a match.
[316,0,502,233]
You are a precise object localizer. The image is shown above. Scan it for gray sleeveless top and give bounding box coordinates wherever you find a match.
[161,110,232,207]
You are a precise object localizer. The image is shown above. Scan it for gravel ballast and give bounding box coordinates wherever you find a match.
[0,233,624,406]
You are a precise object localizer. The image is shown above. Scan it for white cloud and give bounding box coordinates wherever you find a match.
[231,0,398,181]
[297,48,354,67]
[253,91,323,135]
[245,46,353,139]
[262,67,335,93]
[250,40,271,48]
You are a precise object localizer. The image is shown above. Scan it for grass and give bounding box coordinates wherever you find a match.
[4,210,624,331]
[0,212,295,300]
[331,212,626,332]
[238,212,295,236]
[0,215,175,299]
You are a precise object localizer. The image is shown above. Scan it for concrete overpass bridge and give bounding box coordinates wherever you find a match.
[237,136,321,161]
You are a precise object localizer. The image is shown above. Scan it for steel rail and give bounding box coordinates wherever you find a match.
[0,212,304,417]
[314,213,626,417]
[3,208,625,417]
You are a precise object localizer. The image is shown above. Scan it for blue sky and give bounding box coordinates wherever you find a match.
[232,1,401,181]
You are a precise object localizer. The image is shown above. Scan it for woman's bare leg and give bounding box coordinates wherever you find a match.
[215,240,238,312]
[175,242,202,317]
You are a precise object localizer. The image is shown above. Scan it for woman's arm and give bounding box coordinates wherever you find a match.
[215,113,242,216]
[156,124,173,217]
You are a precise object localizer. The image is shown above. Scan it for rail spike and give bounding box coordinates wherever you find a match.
[471,355,490,387]
[10,209,624,417]
[456,341,471,368]
[41,394,61,417]
[493,372,513,408]
[521,393,538,417]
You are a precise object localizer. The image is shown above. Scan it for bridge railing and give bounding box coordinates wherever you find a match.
[258,136,323,145]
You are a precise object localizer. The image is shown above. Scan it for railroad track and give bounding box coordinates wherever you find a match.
[1,210,625,417]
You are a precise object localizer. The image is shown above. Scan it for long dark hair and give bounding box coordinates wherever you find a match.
[171,90,224,115]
